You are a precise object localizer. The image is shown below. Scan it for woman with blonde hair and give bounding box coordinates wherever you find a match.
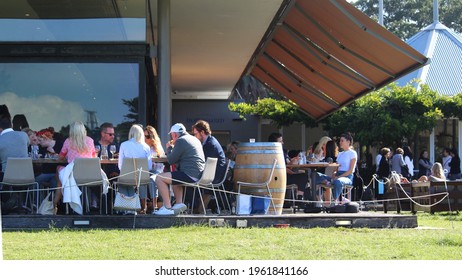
[313,136,332,161]
[416,162,446,182]
[144,125,165,158]
[144,125,165,212]
[118,124,152,214]
[54,121,95,213]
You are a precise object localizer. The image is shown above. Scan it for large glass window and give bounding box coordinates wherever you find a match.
[0,63,139,137]
[0,18,145,42]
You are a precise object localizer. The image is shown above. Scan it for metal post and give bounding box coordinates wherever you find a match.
[158,0,172,146]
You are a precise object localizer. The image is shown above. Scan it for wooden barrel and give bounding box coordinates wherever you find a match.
[233,142,287,215]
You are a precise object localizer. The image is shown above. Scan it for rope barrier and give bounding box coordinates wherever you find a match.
[0,168,456,211]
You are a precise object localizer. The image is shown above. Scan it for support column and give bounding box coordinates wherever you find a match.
[158,0,172,146]
[430,128,435,163]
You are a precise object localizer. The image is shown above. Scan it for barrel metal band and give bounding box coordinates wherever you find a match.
[237,150,281,154]
[235,164,285,169]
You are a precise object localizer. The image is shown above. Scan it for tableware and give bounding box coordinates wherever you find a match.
[95,145,101,158]
[109,145,116,159]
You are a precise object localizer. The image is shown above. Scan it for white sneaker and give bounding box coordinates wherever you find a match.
[154,206,174,215]
[171,203,187,214]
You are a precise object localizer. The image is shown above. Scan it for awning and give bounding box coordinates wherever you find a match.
[244,0,428,121]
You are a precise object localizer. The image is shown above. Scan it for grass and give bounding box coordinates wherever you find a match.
[2,212,462,260]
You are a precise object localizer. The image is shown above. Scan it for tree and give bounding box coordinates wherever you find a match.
[116,97,139,141]
[321,83,443,147]
[229,83,459,148]
[228,98,317,128]
[353,0,462,40]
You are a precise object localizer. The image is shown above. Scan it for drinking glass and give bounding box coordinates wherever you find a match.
[109,145,116,159]
[95,145,101,158]
[101,145,108,160]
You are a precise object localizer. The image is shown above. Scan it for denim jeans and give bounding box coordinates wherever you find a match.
[332,171,353,200]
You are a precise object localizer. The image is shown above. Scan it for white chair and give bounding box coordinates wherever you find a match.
[0,157,39,213]
[112,157,151,214]
[236,159,277,214]
[73,158,106,214]
[210,158,232,213]
[183,157,218,215]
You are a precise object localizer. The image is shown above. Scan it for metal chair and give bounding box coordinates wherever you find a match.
[182,157,218,215]
[73,157,107,214]
[210,158,232,213]
[112,157,151,214]
[236,158,277,213]
[316,165,338,205]
[0,157,39,213]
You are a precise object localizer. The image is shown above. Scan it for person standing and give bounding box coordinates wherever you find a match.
[403,145,415,180]
[192,120,227,213]
[441,148,452,179]
[391,147,406,176]
[418,150,433,178]
[448,148,461,180]
[376,147,391,179]
[154,123,205,215]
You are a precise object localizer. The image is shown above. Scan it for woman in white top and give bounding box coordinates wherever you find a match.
[117,124,152,212]
[331,132,357,204]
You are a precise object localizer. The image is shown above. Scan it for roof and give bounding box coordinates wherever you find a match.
[396,21,462,96]
[241,0,428,121]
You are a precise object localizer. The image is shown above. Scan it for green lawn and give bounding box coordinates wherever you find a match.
[2,212,462,260]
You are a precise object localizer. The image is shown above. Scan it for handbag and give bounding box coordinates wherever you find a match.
[38,192,54,215]
[113,192,141,211]
[113,157,142,211]
[401,164,411,179]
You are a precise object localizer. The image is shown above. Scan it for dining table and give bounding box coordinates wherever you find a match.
[286,162,339,206]
[32,156,168,165]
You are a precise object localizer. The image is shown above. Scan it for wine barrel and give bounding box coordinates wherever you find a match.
[233,142,287,215]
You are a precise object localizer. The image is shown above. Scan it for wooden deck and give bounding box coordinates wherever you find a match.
[1,210,417,230]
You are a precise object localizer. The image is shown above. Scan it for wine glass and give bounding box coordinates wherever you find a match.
[95,145,101,158]
[109,145,116,159]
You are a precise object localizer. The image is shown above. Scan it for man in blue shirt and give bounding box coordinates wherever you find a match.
[192,120,227,213]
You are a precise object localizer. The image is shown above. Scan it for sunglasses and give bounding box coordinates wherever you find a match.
[103,132,115,136]
[144,134,151,139]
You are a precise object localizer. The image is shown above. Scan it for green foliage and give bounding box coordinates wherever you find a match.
[228,81,462,147]
[353,0,462,40]
[322,83,443,146]
[228,98,316,128]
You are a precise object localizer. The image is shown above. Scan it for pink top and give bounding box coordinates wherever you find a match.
[59,136,95,163]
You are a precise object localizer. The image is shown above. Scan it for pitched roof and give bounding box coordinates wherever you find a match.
[396,21,462,96]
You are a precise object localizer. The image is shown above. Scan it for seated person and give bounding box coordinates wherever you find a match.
[286,150,309,205]
[37,128,64,156]
[23,128,58,194]
[414,162,446,182]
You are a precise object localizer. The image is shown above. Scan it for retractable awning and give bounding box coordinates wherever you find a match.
[243,0,428,121]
